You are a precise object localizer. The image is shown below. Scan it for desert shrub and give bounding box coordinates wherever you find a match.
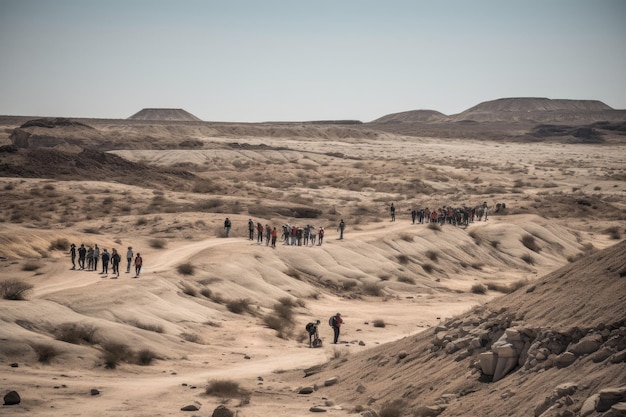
[101,342,133,369]
[226,298,251,314]
[135,217,148,226]
[285,267,301,280]
[372,319,386,328]
[490,240,500,249]
[471,262,484,270]
[205,379,241,397]
[399,234,414,242]
[396,254,409,265]
[1,279,34,300]
[130,320,164,333]
[342,279,358,290]
[521,253,535,265]
[55,323,97,344]
[508,279,529,292]
[379,399,407,417]
[200,288,213,298]
[422,263,434,274]
[486,282,509,293]
[272,300,295,321]
[135,348,157,365]
[177,262,195,275]
[471,283,487,294]
[425,250,439,262]
[181,283,197,297]
[180,333,201,343]
[468,230,481,245]
[605,226,621,240]
[31,343,60,364]
[521,234,541,252]
[397,276,415,284]
[149,238,166,249]
[83,227,101,234]
[49,238,70,251]
[263,314,284,332]
[362,282,383,296]
[22,261,42,271]
[427,223,441,232]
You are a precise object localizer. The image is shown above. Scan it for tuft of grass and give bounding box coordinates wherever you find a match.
[55,323,97,344]
[135,348,158,366]
[1,279,34,300]
[31,343,60,364]
[427,223,441,232]
[425,250,439,262]
[177,262,195,276]
[422,263,434,274]
[226,298,252,314]
[149,238,166,249]
[205,379,242,397]
[605,226,621,240]
[399,234,414,242]
[135,217,149,226]
[129,320,164,334]
[396,254,409,265]
[49,238,70,251]
[200,288,213,298]
[521,253,535,265]
[362,282,383,296]
[372,319,386,328]
[468,230,481,245]
[397,276,415,285]
[22,261,42,271]
[101,342,133,369]
[521,234,541,252]
[181,283,197,297]
[471,283,487,294]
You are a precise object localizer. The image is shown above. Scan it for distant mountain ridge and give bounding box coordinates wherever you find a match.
[128,108,201,122]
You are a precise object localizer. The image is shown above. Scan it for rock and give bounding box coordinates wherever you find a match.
[479,352,497,376]
[597,386,626,412]
[555,382,577,397]
[3,390,21,405]
[299,386,315,394]
[90,388,100,396]
[568,333,603,356]
[359,341,366,346]
[580,394,599,416]
[591,347,614,363]
[397,351,408,359]
[310,406,327,412]
[211,404,234,417]
[413,405,445,416]
[324,377,339,387]
[360,410,379,417]
[181,404,199,411]
[611,402,626,416]
[610,350,626,364]
[10,363,18,368]
[555,352,576,368]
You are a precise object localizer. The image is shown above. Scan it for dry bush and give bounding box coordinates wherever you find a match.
[425,250,439,262]
[397,276,415,284]
[521,253,535,265]
[605,226,621,240]
[31,343,60,364]
[181,283,197,297]
[342,279,358,290]
[396,254,410,265]
[180,333,201,343]
[205,379,243,398]
[272,298,295,321]
[471,283,487,294]
[149,238,166,249]
[471,262,484,270]
[521,234,541,252]
[399,233,414,242]
[508,279,529,292]
[285,267,302,280]
[362,282,383,296]
[101,342,133,369]
[177,262,195,275]
[200,288,213,298]
[22,261,42,271]
[422,263,434,274]
[486,282,510,293]
[468,230,482,245]
[55,323,97,344]
[49,238,70,251]
[226,298,252,314]
[372,319,386,328]
[1,279,34,300]
[135,217,149,226]
[136,348,158,366]
[129,320,164,334]
[427,223,441,232]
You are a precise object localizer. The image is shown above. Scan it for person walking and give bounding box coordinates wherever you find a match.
[93,244,100,273]
[224,218,232,237]
[318,227,325,245]
[126,246,133,273]
[101,249,110,275]
[69,243,77,270]
[133,253,143,278]
[337,219,346,240]
[330,313,343,344]
[78,244,87,270]
[110,248,121,278]
[271,227,278,248]
[390,203,396,222]
[248,219,254,240]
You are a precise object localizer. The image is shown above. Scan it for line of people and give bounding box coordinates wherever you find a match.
[69,244,143,278]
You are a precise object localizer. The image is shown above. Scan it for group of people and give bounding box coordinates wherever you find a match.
[306,312,344,347]
[392,202,496,227]
[242,219,332,248]
[69,244,143,278]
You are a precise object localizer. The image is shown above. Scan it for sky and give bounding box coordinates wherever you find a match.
[1,0,625,122]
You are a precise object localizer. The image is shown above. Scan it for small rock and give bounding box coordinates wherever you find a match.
[359,341,365,346]
[211,404,234,417]
[555,352,576,368]
[309,406,327,412]
[398,351,408,359]
[3,390,21,406]
[299,386,315,394]
[90,389,100,396]
[244,355,251,360]
[10,363,18,368]
[324,377,339,387]
[180,404,199,411]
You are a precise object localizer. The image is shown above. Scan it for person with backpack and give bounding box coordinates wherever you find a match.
[337,219,346,240]
[110,248,121,278]
[133,253,143,278]
[78,243,87,270]
[224,218,232,237]
[329,313,343,344]
[126,246,133,273]
[306,320,321,347]
[101,249,110,275]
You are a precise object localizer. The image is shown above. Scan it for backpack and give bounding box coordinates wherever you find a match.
[329,316,336,327]
[305,322,315,334]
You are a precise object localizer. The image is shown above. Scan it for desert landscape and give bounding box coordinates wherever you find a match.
[1,97,625,417]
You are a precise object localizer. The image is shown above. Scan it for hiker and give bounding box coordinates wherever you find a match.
[224,218,232,237]
[69,243,77,270]
[309,226,317,246]
[93,244,100,272]
[101,249,110,275]
[390,203,396,222]
[133,253,143,278]
[337,219,346,240]
[110,248,121,278]
[411,209,417,224]
[86,246,94,270]
[77,244,87,270]
[126,246,133,273]
[248,219,254,240]
[482,202,489,221]
[330,313,343,344]
[318,227,325,245]
[265,224,272,246]
[271,227,278,248]
[257,222,264,243]
[306,320,321,347]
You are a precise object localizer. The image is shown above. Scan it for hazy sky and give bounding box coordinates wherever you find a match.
[1,0,625,122]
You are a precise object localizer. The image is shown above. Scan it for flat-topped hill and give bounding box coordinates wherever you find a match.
[127,108,202,122]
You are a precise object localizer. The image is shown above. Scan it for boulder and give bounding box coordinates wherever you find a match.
[181,404,199,411]
[479,352,497,376]
[413,405,445,417]
[597,386,626,412]
[299,386,315,394]
[3,390,21,405]
[90,388,100,396]
[591,347,614,363]
[568,333,603,356]
[211,405,234,417]
[579,394,599,417]
[555,352,576,368]
[493,356,518,382]
[324,377,339,387]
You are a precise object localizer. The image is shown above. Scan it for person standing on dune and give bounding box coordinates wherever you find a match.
[110,248,121,278]
[133,253,143,278]
[69,243,76,270]
[126,246,133,273]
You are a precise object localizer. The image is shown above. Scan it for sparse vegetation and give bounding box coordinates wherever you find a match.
[425,250,439,262]
[129,320,164,334]
[362,282,383,296]
[31,343,60,364]
[55,323,97,344]
[1,279,34,300]
[521,234,541,252]
[397,276,415,284]
[396,254,410,265]
[521,253,535,265]
[205,379,244,398]
[471,283,487,294]
[372,319,386,328]
[181,283,198,297]
[226,298,252,314]
[177,262,195,275]
[49,238,70,251]
[149,238,166,249]
[22,260,42,271]
[605,226,621,240]
[427,223,441,231]
[135,348,158,365]
[101,342,133,369]
[422,263,434,274]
